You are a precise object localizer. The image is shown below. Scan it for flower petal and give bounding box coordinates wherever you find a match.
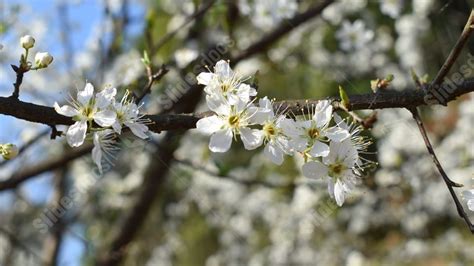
[67,121,87,147]
[197,72,214,85]
[125,122,149,139]
[96,87,117,109]
[209,128,233,153]
[325,126,350,142]
[334,179,345,206]
[54,102,79,117]
[77,83,94,105]
[301,161,328,179]
[240,128,263,150]
[264,143,284,165]
[94,110,117,127]
[196,115,224,135]
[214,60,233,79]
[314,100,332,128]
[308,141,330,157]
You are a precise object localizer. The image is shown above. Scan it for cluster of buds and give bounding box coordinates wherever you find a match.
[0,144,19,160]
[19,35,53,70]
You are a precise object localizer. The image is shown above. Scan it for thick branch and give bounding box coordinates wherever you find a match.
[1,78,473,133]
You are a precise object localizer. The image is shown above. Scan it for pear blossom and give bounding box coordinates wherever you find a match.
[380,0,403,18]
[54,83,117,147]
[20,35,35,49]
[92,129,119,173]
[197,60,256,105]
[251,97,292,165]
[0,143,19,160]
[302,139,359,206]
[196,98,262,153]
[281,101,349,158]
[111,91,149,139]
[336,20,374,51]
[462,190,474,212]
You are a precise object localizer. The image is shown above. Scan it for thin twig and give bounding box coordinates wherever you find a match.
[429,10,474,91]
[10,64,27,99]
[0,128,49,168]
[134,65,169,104]
[409,108,473,233]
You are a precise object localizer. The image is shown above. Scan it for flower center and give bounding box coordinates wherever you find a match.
[221,83,230,93]
[263,123,277,137]
[228,115,240,127]
[328,162,346,177]
[307,127,320,139]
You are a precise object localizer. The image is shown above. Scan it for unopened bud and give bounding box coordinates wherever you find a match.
[20,35,35,49]
[35,52,53,68]
[1,144,19,160]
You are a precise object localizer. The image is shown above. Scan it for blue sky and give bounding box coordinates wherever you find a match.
[0,1,144,264]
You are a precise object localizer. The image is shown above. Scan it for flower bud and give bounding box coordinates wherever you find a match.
[1,144,19,160]
[35,52,53,68]
[20,35,35,49]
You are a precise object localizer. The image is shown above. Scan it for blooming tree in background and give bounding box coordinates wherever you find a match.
[0,1,473,265]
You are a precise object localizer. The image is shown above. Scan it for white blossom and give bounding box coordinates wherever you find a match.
[92,129,118,173]
[336,20,374,51]
[462,190,474,212]
[196,98,261,153]
[197,60,256,105]
[34,52,53,67]
[380,0,403,18]
[281,100,349,158]
[20,35,35,49]
[112,91,149,139]
[54,83,117,147]
[251,97,292,165]
[302,139,359,206]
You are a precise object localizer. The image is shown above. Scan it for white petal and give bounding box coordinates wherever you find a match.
[92,133,103,173]
[240,128,263,150]
[214,60,233,79]
[236,84,253,103]
[196,116,224,135]
[96,87,117,109]
[325,126,350,142]
[54,102,79,117]
[112,121,122,134]
[314,101,332,128]
[327,180,335,199]
[67,121,87,147]
[77,83,94,105]
[206,95,229,115]
[209,129,233,153]
[308,141,330,157]
[301,161,328,179]
[468,200,474,212]
[94,110,117,127]
[197,72,214,85]
[264,143,284,165]
[334,179,345,206]
[126,122,149,139]
[462,189,474,200]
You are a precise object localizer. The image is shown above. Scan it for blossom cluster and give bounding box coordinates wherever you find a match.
[54,84,149,172]
[196,60,372,206]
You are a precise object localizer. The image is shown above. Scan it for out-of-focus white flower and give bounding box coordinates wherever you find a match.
[92,129,118,173]
[251,97,292,165]
[54,83,117,147]
[281,100,349,158]
[302,139,359,206]
[196,98,261,153]
[462,190,474,211]
[174,47,198,68]
[380,0,403,18]
[0,144,19,160]
[104,50,144,86]
[240,0,298,29]
[336,20,374,51]
[34,52,53,68]
[20,35,35,49]
[112,91,149,139]
[197,60,256,105]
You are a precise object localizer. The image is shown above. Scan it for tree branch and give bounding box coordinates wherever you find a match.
[1,78,473,133]
[409,108,474,234]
